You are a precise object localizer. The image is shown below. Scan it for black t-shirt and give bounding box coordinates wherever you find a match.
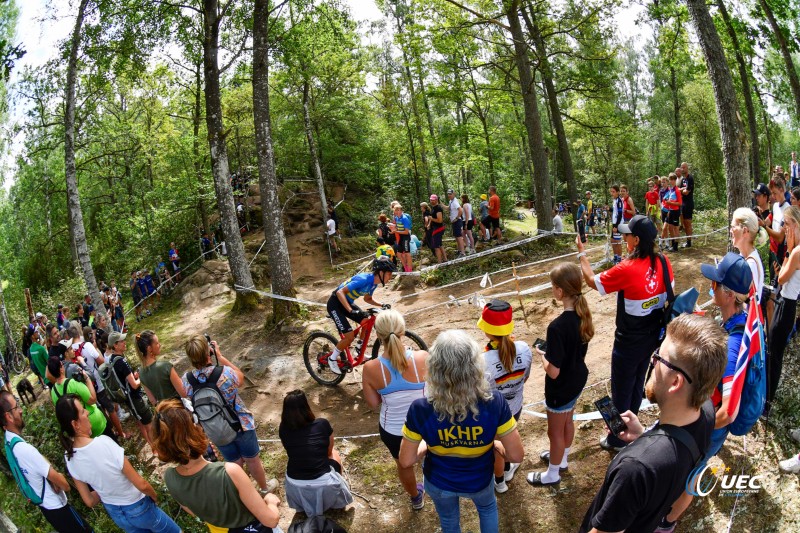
[377,222,390,240]
[544,311,589,408]
[431,205,444,230]
[112,355,142,398]
[422,208,432,228]
[683,175,694,200]
[579,401,714,533]
[279,418,333,480]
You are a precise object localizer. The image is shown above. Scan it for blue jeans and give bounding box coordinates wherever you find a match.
[425,478,498,533]
[104,497,180,533]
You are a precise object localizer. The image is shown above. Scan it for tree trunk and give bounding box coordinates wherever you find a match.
[0,280,17,360]
[523,7,577,204]
[416,66,447,192]
[718,0,761,185]
[756,88,773,171]
[253,0,297,322]
[65,0,104,314]
[686,0,750,219]
[506,1,551,230]
[301,79,329,225]
[758,0,800,120]
[193,62,211,236]
[202,0,257,311]
[669,66,682,166]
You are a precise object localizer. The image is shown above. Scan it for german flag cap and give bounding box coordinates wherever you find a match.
[477,299,514,337]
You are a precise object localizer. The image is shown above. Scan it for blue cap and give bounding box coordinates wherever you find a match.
[700,253,753,295]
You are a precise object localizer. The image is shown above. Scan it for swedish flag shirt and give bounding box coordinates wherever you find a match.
[402,390,515,492]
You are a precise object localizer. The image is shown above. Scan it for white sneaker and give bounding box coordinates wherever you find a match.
[791,428,800,443]
[328,356,342,375]
[780,454,800,473]
[504,463,520,482]
[117,409,130,422]
[494,479,508,493]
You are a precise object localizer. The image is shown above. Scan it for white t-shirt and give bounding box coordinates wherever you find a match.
[463,202,473,223]
[552,215,564,233]
[483,341,533,416]
[745,250,764,304]
[772,201,788,233]
[75,341,103,392]
[326,219,336,236]
[66,436,145,506]
[5,431,67,510]
[449,198,461,222]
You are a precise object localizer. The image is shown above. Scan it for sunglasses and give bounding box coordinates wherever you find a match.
[645,347,693,385]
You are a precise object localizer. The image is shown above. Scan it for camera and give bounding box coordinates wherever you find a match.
[204,333,216,357]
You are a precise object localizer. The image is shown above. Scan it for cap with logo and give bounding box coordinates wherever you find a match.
[108,331,127,346]
[700,252,753,295]
[752,183,770,196]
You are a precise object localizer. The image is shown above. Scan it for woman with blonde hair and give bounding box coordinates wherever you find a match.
[767,205,800,413]
[362,310,427,509]
[730,207,764,304]
[153,399,282,532]
[399,330,524,533]
[527,262,594,487]
[475,300,532,492]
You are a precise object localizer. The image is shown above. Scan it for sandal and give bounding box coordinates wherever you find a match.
[526,472,560,487]
[539,450,569,471]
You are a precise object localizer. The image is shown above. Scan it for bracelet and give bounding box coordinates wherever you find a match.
[577,252,587,259]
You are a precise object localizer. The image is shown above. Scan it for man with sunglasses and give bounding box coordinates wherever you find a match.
[580,314,727,533]
[652,254,753,532]
[1,391,93,532]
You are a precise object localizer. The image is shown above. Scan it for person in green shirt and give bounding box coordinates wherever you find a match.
[45,349,114,441]
[29,330,50,386]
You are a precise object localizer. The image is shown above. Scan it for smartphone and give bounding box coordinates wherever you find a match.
[578,220,587,243]
[534,338,548,352]
[595,396,627,435]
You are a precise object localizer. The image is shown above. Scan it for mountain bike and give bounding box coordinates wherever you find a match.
[303,307,427,386]
[4,345,27,375]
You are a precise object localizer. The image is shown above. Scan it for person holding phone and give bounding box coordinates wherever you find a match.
[527,263,594,487]
[476,300,532,492]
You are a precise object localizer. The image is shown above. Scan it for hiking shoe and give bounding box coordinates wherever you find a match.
[780,454,800,473]
[599,435,625,452]
[259,478,279,496]
[539,451,568,471]
[654,517,677,533]
[327,357,342,375]
[494,479,508,493]
[411,483,425,509]
[504,462,520,482]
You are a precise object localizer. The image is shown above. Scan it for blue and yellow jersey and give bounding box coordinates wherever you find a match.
[394,213,412,234]
[376,244,396,260]
[336,273,378,304]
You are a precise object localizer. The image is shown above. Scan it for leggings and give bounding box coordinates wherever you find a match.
[767,296,797,408]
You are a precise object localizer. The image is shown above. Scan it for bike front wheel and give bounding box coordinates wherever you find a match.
[370,330,428,360]
[9,352,27,374]
[303,331,347,386]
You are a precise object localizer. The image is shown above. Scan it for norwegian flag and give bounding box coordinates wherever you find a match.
[725,286,766,422]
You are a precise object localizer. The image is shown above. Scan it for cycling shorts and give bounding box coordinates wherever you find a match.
[397,234,411,254]
[667,209,681,226]
[327,293,362,334]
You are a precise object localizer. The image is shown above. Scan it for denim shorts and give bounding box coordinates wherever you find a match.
[104,496,180,533]
[546,394,580,414]
[217,429,260,462]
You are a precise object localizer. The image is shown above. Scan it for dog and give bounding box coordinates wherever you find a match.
[16,378,35,406]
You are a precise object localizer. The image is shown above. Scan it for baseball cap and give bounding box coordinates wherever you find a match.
[430,194,438,201]
[700,253,753,295]
[446,188,454,195]
[753,183,769,196]
[480,194,487,200]
[58,339,72,349]
[618,215,657,241]
[35,312,43,318]
[57,304,63,309]
[108,331,127,345]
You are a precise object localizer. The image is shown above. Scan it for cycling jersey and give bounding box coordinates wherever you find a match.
[662,187,682,211]
[483,340,532,416]
[611,197,624,226]
[336,273,378,305]
[393,213,411,234]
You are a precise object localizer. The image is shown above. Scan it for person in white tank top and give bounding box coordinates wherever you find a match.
[476,299,532,494]
[362,310,428,510]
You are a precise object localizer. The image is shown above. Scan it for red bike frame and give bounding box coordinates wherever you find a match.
[317,313,377,372]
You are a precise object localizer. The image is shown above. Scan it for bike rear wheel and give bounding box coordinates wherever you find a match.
[370,330,428,360]
[9,351,26,375]
[303,331,347,386]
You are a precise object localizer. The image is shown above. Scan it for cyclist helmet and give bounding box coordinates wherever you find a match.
[373,257,398,273]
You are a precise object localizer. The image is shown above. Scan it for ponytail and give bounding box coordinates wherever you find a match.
[135,330,157,364]
[55,394,81,460]
[374,310,408,372]
[497,335,517,372]
[575,294,595,343]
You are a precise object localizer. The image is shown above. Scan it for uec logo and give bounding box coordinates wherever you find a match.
[686,465,763,497]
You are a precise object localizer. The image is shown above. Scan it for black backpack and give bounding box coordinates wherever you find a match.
[186,366,242,446]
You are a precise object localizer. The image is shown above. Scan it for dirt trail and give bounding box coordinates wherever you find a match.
[143,229,748,533]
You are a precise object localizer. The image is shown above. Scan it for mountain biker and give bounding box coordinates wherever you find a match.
[327,258,397,375]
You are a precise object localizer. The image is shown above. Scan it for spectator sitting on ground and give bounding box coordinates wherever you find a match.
[578,314,726,533]
[56,394,180,533]
[1,391,93,533]
[153,399,282,532]
[279,390,353,516]
[399,329,524,533]
[182,334,275,494]
[362,310,428,509]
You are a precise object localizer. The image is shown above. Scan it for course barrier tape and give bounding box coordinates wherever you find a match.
[523,399,655,421]
[234,285,328,308]
[658,227,727,242]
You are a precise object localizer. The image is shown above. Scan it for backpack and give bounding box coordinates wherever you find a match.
[51,378,73,402]
[186,366,242,446]
[98,354,127,404]
[728,324,767,436]
[4,437,45,506]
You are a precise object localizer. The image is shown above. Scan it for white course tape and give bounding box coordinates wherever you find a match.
[235,285,328,307]
[334,253,375,268]
[658,227,727,242]
[523,399,655,421]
